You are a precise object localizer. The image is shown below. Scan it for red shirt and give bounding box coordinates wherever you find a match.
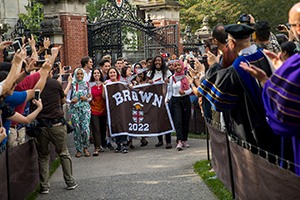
[11,72,40,126]
[90,84,106,116]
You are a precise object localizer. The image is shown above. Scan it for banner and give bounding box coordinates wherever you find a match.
[105,82,175,137]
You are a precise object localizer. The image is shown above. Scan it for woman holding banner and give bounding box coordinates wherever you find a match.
[146,55,173,149]
[166,60,192,150]
[104,67,129,154]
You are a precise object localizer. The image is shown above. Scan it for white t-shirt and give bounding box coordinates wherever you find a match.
[83,70,92,82]
[147,69,172,82]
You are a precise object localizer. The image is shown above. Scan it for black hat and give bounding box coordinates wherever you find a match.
[254,20,270,31]
[225,24,254,39]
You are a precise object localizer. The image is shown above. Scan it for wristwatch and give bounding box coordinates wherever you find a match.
[193,76,199,80]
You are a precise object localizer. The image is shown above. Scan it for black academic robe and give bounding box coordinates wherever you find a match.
[198,49,281,157]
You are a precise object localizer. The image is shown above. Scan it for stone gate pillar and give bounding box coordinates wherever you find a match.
[37,0,89,69]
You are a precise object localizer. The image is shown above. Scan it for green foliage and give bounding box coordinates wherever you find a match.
[194,160,232,200]
[18,0,44,32]
[86,0,108,22]
[180,0,299,33]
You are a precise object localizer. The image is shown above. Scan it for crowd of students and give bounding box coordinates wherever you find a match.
[1,3,300,195]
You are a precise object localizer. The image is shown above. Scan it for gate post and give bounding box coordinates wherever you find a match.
[37,0,89,69]
[139,1,183,55]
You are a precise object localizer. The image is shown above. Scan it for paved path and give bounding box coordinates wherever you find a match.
[37,136,217,200]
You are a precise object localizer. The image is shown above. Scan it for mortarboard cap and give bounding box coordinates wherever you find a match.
[225,24,254,39]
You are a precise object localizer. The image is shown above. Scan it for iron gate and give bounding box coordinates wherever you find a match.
[87,0,178,62]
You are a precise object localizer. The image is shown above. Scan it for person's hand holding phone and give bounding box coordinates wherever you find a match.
[32,98,43,110]
[207,51,220,67]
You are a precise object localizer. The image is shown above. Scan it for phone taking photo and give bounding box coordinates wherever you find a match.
[36,60,46,68]
[12,40,22,52]
[34,89,40,100]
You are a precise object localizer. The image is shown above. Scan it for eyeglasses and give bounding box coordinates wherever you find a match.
[289,23,300,28]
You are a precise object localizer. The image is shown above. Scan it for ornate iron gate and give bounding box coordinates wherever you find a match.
[87,0,178,62]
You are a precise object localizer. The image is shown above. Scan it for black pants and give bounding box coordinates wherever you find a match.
[90,115,107,148]
[157,133,172,143]
[170,95,191,142]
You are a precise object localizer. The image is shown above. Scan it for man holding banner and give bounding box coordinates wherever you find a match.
[104,81,175,142]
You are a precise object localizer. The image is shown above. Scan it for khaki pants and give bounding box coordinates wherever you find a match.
[8,127,26,147]
[35,125,76,190]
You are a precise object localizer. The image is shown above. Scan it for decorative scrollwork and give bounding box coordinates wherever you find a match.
[96,0,143,24]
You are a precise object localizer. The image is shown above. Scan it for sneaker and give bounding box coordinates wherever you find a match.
[182,141,190,148]
[176,141,183,151]
[155,141,163,147]
[140,139,148,147]
[115,144,121,153]
[165,143,172,149]
[107,143,114,151]
[67,183,78,190]
[40,188,49,194]
[122,145,129,154]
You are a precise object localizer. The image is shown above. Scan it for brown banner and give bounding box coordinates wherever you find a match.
[105,82,175,137]
[207,122,300,200]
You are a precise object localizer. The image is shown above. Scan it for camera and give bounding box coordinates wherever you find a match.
[61,74,69,82]
[237,14,251,25]
[204,39,218,56]
[64,66,71,71]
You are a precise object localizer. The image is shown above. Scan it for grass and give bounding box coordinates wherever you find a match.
[25,158,61,200]
[194,160,232,200]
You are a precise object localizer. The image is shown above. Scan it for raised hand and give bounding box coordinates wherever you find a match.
[0,41,12,50]
[240,61,268,85]
[43,37,50,49]
[263,49,283,70]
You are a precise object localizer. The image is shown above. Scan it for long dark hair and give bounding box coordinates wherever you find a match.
[121,65,131,78]
[90,67,104,82]
[149,55,168,80]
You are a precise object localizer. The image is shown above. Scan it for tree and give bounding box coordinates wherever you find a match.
[180,0,299,33]
[18,0,44,32]
[86,0,108,22]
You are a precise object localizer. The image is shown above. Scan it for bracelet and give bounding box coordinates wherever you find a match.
[190,83,196,88]
[24,69,30,75]
[193,76,199,80]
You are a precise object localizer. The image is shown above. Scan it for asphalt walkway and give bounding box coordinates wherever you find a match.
[37,136,217,200]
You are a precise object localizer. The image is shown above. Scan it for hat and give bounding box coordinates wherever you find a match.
[255,21,270,31]
[225,24,254,39]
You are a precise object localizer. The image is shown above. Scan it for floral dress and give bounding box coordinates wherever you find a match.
[69,81,91,153]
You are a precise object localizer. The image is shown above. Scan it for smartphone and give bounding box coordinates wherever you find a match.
[36,60,46,68]
[64,66,71,71]
[61,74,69,82]
[34,89,40,100]
[24,29,31,42]
[12,40,22,52]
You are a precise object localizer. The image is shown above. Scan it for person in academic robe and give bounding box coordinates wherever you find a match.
[190,24,281,158]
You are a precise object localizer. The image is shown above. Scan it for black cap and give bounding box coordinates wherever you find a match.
[225,24,254,39]
[255,20,270,31]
